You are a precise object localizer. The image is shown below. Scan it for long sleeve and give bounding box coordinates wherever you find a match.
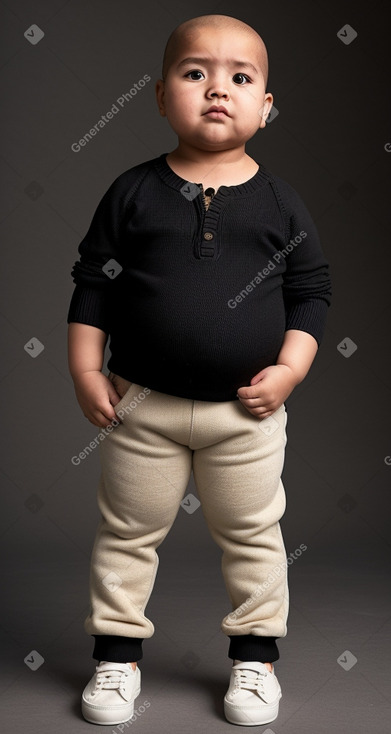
[277,180,332,346]
[67,168,143,332]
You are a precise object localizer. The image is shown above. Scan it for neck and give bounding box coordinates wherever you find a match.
[168,142,248,172]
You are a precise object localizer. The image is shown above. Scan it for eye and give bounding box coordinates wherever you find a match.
[184,70,252,84]
[184,70,204,80]
[232,73,251,85]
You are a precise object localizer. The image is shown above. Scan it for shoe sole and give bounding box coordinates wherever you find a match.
[82,683,141,725]
[224,694,280,726]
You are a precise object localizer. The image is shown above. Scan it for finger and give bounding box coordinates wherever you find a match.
[107,383,122,406]
[258,406,275,418]
[244,398,265,410]
[239,398,266,410]
[100,398,122,424]
[238,390,264,401]
[242,404,266,418]
[89,408,121,429]
[104,409,122,427]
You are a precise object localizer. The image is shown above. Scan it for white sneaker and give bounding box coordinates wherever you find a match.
[81,661,141,725]
[224,660,281,726]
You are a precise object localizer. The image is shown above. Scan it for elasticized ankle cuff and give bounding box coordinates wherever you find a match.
[92,635,144,662]
[228,635,280,663]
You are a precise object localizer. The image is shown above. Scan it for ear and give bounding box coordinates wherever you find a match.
[155,79,166,117]
[259,92,274,129]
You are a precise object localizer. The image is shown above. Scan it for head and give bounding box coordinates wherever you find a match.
[155,14,273,153]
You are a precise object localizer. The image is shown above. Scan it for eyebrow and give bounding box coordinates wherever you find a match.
[177,57,259,75]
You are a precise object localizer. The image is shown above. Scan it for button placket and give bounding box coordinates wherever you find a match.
[192,183,227,259]
[198,187,217,258]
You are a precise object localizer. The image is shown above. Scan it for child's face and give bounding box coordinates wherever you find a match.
[156,27,273,154]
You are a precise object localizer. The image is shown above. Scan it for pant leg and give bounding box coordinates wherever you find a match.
[191,399,288,663]
[84,381,193,662]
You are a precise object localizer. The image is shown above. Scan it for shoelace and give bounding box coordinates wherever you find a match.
[233,669,267,693]
[91,667,130,695]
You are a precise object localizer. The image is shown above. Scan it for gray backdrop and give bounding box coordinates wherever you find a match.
[1,1,390,732]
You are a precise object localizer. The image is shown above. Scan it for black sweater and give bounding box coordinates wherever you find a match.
[67,153,331,401]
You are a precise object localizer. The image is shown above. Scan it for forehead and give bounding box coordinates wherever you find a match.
[175,27,264,72]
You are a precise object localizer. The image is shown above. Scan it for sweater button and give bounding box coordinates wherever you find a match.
[203,232,214,240]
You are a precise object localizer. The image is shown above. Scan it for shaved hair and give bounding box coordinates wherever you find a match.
[161,14,269,87]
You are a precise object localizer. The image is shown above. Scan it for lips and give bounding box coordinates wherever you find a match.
[204,106,230,116]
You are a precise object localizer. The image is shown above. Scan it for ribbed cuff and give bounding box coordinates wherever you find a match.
[67,285,110,333]
[92,635,144,662]
[228,635,280,663]
[285,298,329,346]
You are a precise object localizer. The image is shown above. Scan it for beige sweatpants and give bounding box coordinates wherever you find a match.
[84,373,289,663]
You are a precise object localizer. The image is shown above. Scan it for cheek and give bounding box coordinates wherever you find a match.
[166,89,199,119]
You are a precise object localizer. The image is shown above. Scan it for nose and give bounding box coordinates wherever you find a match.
[206,75,230,100]
[208,88,230,101]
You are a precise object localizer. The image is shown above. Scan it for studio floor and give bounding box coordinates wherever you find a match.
[2,536,390,734]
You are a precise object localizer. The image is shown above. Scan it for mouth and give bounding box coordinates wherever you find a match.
[203,106,230,118]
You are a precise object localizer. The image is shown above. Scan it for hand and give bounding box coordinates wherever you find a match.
[237,364,297,419]
[73,370,123,428]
